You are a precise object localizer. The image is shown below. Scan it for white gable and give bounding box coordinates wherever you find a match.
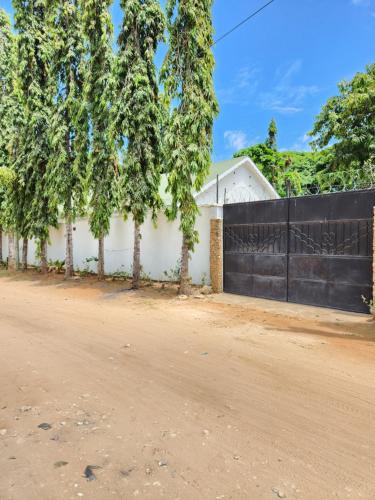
[195,156,279,206]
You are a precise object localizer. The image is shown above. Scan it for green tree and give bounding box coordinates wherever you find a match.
[82,0,117,280]
[0,9,25,269]
[0,9,14,264]
[113,0,165,289]
[0,167,16,268]
[48,0,89,278]
[310,63,375,186]
[0,9,14,171]
[161,0,218,295]
[236,143,280,182]
[265,118,277,151]
[363,154,375,188]
[13,0,58,273]
[235,143,335,196]
[0,169,15,207]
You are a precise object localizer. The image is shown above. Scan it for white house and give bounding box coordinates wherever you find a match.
[1,156,278,285]
[195,156,278,205]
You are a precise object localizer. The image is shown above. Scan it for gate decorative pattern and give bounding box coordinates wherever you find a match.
[224,224,287,254]
[289,220,372,256]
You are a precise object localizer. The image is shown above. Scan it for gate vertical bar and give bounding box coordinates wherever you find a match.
[286,191,291,302]
[373,207,375,301]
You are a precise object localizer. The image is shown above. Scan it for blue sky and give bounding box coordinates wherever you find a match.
[2,0,375,161]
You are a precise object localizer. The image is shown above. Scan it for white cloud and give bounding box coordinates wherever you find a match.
[236,66,258,89]
[260,60,319,114]
[264,103,303,115]
[218,61,318,114]
[217,66,260,105]
[302,133,310,143]
[276,59,302,83]
[289,132,312,152]
[224,130,249,150]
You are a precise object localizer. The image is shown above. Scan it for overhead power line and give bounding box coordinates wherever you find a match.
[213,0,276,46]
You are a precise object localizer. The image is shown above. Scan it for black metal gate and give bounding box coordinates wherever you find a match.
[223,190,375,313]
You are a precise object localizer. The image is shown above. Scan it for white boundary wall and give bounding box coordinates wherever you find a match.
[1,205,222,285]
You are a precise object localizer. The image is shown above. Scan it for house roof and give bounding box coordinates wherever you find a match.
[204,157,248,185]
[159,155,278,205]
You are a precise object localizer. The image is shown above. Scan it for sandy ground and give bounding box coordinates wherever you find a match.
[0,271,375,500]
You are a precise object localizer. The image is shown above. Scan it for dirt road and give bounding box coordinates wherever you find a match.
[1,272,375,500]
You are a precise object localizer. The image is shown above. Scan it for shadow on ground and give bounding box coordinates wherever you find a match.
[0,269,182,303]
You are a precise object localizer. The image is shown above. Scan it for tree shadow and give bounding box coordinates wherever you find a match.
[0,269,183,303]
[263,318,375,342]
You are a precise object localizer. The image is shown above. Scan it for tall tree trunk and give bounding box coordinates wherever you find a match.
[8,233,16,272]
[179,232,191,295]
[22,238,28,271]
[98,236,104,280]
[65,217,74,279]
[0,225,3,262]
[15,233,20,270]
[132,219,141,289]
[40,239,48,274]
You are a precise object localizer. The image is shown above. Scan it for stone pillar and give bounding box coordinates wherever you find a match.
[210,218,223,293]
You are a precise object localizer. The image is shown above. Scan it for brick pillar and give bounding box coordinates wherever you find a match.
[210,219,223,293]
[373,207,375,299]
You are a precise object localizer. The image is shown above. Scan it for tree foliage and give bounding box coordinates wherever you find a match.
[0,9,15,171]
[82,0,117,241]
[114,0,165,224]
[48,0,89,221]
[310,63,375,187]
[161,0,219,251]
[235,143,335,196]
[265,117,277,151]
[0,168,15,189]
[12,0,58,243]
[0,10,17,230]
[0,167,15,228]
